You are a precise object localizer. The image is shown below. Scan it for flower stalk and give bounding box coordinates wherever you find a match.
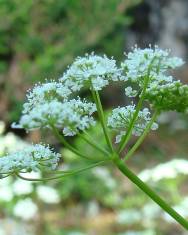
[16,160,109,182]
[123,110,159,161]
[78,131,110,156]
[118,74,150,153]
[91,88,114,153]
[51,124,91,160]
[112,153,188,230]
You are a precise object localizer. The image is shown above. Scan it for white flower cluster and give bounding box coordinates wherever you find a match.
[121,45,184,84]
[12,80,97,135]
[13,198,38,220]
[121,46,184,100]
[0,144,60,175]
[138,159,188,182]
[36,185,60,204]
[60,53,123,91]
[0,132,29,155]
[13,98,96,136]
[108,105,158,143]
[22,81,71,113]
[92,166,116,189]
[125,86,138,97]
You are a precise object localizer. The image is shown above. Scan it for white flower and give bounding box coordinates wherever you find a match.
[0,144,60,175]
[116,209,142,225]
[0,132,29,155]
[0,186,13,202]
[13,198,38,220]
[67,232,86,235]
[36,185,60,204]
[60,53,123,91]
[13,99,96,136]
[142,203,162,221]
[86,200,100,218]
[0,178,13,202]
[122,46,187,113]
[125,86,138,97]
[138,159,188,182]
[19,171,41,179]
[13,179,33,195]
[121,45,184,84]
[118,230,156,235]
[0,219,31,234]
[22,81,71,113]
[92,167,116,189]
[107,105,158,143]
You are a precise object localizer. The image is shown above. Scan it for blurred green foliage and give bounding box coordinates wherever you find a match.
[0,0,139,74]
[0,0,140,122]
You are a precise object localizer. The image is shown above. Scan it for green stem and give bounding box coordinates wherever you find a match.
[118,57,157,154]
[118,78,149,154]
[124,110,159,161]
[16,160,109,182]
[78,132,110,156]
[91,89,113,152]
[0,173,13,179]
[112,155,188,230]
[51,125,91,160]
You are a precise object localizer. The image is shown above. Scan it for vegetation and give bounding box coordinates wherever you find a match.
[0,1,188,235]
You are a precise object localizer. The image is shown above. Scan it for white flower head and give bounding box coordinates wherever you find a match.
[107,105,158,143]
[60,53,123,91]
[0,144,60,175]
[13,198,38,220]
[125,86,138,97]
[0,178,13,202]
[92,167,116,189]
[36,185,60,204]
[116,209,142,225]
[0,132,29,155]
[13,98,96,136]
[121,45,184,84]
[13,179,33,195]
[121,46,187,113]
[22,81,71,114]
[138,159,188,182]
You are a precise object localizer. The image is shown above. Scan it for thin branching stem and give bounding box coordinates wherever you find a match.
[16,160,110,182]
[117,77,149,153]
[118,57,157,154]
[78,131,110,156]
[0,173,13,179]
[50,124,91,160]
[123,110,159,161]
[91,88,114,153]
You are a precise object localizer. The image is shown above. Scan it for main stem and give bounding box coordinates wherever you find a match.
[112,154,188,230]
